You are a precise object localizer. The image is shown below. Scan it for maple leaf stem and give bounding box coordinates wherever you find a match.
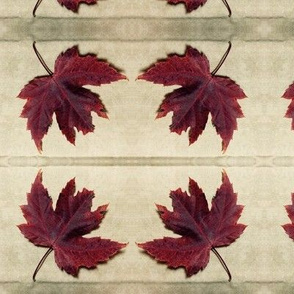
[33,42,53,76]
[33,247,53,282]
[221,0,231,17]
[211,41,232,76]
[33,0,43,17]
[211,247,232,282]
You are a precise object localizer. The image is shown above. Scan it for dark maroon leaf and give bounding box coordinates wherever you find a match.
[138,171,246,280]
[33,0,98,16]
[18,44,126,151]
[18,171,126,281]
[166,0,231,16]
[283,193,294,242]
[282,82,294,131]
[138,43,246,151]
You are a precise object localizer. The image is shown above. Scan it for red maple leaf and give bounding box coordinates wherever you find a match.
[282,82,294,130]
[138,43,246,151]
[166,0,231,15]
[18,171,127,281]
[282,193,294,242]
[33,0,97,16]
[138,171,246,280]
[18,43,126,152]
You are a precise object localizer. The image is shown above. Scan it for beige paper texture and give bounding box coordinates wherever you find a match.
[1,1,293,293]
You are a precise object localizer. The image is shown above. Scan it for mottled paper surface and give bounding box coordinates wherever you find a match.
[1,1,294,293]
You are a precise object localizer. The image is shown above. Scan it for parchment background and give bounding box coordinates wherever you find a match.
[1,1,293,293]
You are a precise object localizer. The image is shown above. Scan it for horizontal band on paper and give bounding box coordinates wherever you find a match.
[0,156,293,167]
[0,17,293,42]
